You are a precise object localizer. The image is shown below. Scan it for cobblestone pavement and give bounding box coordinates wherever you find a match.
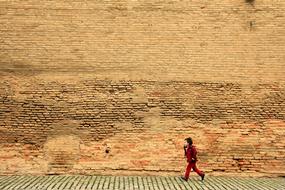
[0,175,284,190]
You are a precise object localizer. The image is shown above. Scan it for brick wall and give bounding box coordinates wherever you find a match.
[0,0,284,176]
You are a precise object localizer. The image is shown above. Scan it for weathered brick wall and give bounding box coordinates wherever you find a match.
[0,0,284,176]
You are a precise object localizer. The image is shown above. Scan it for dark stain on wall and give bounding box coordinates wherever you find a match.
[0,79,284,148]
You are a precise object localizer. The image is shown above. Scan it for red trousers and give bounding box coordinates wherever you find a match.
[184,162,204,180]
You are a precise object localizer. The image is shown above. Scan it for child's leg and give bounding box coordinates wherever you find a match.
[184,163,194,180]
[192,163,204,177]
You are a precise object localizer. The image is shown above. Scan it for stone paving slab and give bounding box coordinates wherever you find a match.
[0,175,284,190]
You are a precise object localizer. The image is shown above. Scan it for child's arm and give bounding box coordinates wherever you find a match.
[192,147,198,162]
[184,146,187,156]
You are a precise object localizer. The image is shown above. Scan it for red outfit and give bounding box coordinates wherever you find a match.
[184,145,204,180]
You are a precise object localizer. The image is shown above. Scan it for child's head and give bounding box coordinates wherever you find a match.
[185,137,193,145]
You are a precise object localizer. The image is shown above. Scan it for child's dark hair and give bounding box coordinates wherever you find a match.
[185,137,193,145]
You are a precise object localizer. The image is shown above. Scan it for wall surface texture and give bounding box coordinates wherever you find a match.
[0,0,284,176]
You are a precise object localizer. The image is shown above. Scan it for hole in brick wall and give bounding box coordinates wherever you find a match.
[245,0,255,4]
[249,21,255,31]
[105,147,110,154]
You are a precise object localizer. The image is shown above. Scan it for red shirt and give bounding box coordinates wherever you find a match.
[185,145,198,163]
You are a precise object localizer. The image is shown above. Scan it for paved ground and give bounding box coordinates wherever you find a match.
[0,175,284,190]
